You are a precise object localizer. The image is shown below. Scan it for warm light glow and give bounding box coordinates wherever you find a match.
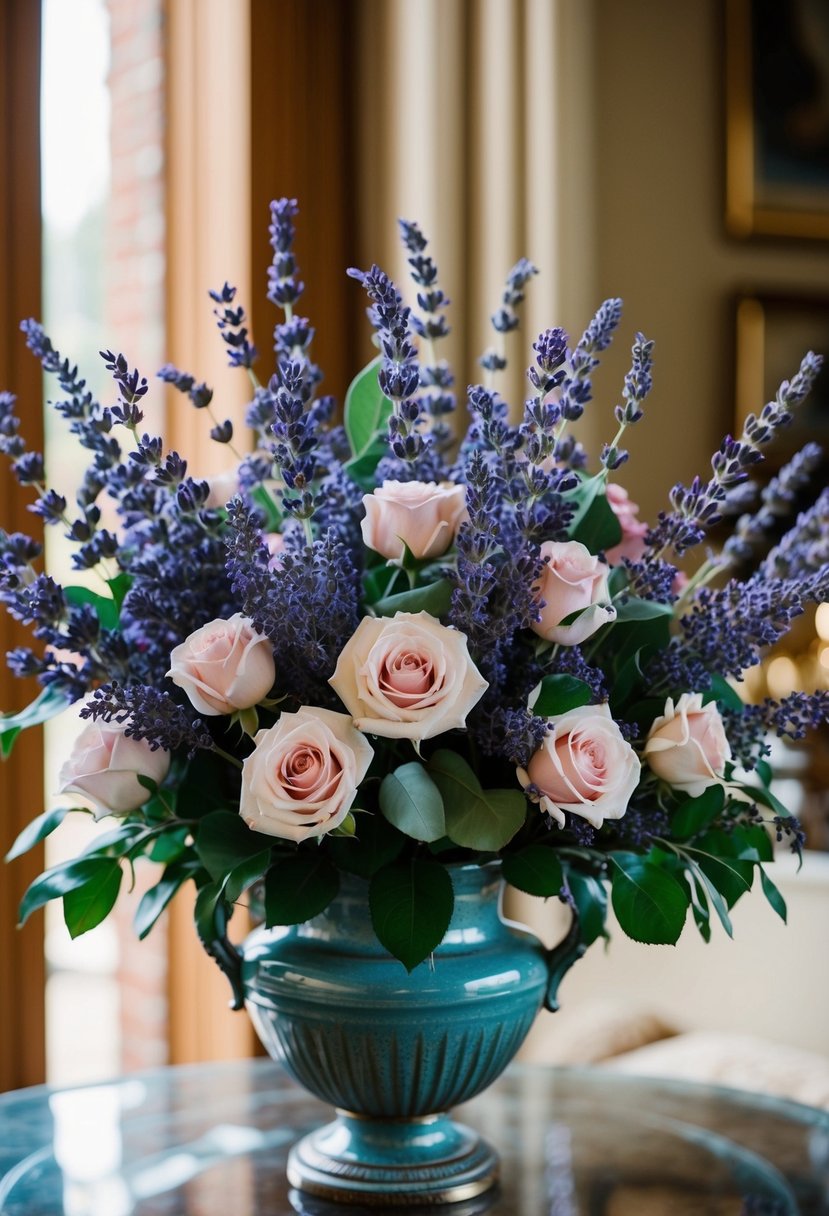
[816,602,829,641]
[819,644,829,671]
[741,664,765,701]
[765,656,800,700]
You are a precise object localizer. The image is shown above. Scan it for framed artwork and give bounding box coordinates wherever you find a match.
[735,291,829,466]
[726,0,829,239]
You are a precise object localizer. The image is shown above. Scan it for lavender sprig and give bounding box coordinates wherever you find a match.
[480,258,538,381]
[267,198,304,312]
[759,485,829,580]
[557,298,623,427]
[209,282,257,372]
[599,332,654,471]
[721,442,824,569]
[80,683,214,757]
[399,219,455,456]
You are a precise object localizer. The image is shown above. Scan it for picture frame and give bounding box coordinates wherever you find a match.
[726,0,829,240]
[735,290,829,467]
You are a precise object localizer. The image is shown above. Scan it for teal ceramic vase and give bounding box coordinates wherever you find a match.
[235,863,582,1206]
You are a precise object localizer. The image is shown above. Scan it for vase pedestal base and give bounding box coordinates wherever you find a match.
[287,1110,498,1207]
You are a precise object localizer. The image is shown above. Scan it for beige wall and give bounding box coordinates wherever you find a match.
[581,0,829,524]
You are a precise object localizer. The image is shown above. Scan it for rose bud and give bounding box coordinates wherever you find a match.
[59,720,171,816]
[329,611,488,743]
[517,703,640,829]
[167,614,275,716]
[644,693,731,797]
[240,707,373,842]
[532,540,616,646]
[361,480,467,561]
[604,483,649,565]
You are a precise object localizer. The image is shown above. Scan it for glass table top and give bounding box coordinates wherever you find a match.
[0,1059,827,1215]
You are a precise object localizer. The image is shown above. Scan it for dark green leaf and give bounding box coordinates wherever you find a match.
[530,674,593,718]
[363,561,400,604]
[64,584,120,631]
[614,597,674,623]
[608,566,629,598]
[344,355,390,461]
[565,475,623,552]
[685,843,753,909]
[264,853,340,926]
[176,750,239,819]
[226,848,272,904]
[194,879,228,945]
[755,759,773,789]
[327,812,406,878]
[760,868,787,922]
[379,763,446,842]
[610,854,689,945]
[106,572,132,612]
[134,860,199,939]
[374,578,453,619]
[63,859,122,938]
[19,856,116,926]
[345,439,388,490]
[430,750,526,851]
[0,687,67,759]
[82,822,147,857]
[567,870,608,947]
[502,844,563,897]
[731,824,773,863]
[734,782,792,820]
[195,810,274,881]
[149,826,189,863]
[682,856,733,938]
[611,613,672,672]
[369,859,453,971]
[670,784,725,839]
[611,649,645,709]
[704,674,744,714]
[5,805,70,862]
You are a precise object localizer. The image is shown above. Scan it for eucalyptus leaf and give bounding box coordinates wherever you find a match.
[430,750,526,852]
[63,859,123,938]
[369,859,453,971]
[344,355,390,462]
[610,854,689,945]
[265,853,340,926]
[502,845,563,897]
[379,763,446,842]
[5,805,70,862]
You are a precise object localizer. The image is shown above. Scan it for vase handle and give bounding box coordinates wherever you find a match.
[197,895,246,1011]
[543,904,585,1012]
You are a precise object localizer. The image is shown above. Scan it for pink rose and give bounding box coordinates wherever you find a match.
[532,540,616,646]
[167,613,275,716]
[604,483,649,565]
[644,693,731,796]
[329,611,488,742]
[517,703,640,828]
[240,707,373,841]
[361,480,467,560]
[59,719,171,816]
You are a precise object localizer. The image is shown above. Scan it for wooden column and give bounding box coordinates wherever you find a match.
[0,0,46,1092]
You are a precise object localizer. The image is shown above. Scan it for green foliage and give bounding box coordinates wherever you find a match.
[760,869,787,922]
[18,856,119,927]
[135,859,200,939]
[531,674,593,718]
[4,805,70,862]
[369,859,454,971]
[565,474,623,552]
[265,853,340,926]
[373,578,453,619]
[0,687,67,759]
[327,812,406,878]
[670,784,725,839]
[502,844,563,897]
[567,870,608,947]
[429,750,526,852]
[379,763,446,842]
[344,356,391,486]
[195,810,274,881]
[610,853,689,945]
[63,859,123,938]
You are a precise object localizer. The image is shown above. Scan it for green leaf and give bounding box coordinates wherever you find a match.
[134,860,199,939]
[369,859,453,971]
[327,812,406,878]
[610,613,672,673]
[502,844,563,897]
[226,848,272,904]
[760,868,787,922]
[106,572,132,612]
[684,842,753,909]
[194,879,228,945]
[250,484,283,531]
[379,763,446,842]
[530,674,593,718]
[363,561,400,604]
[195,810,274,881]
[731,823,773,863]
[149,826,189,863]
[430,750,526,852]
[63,859,122,938]
[610,854,689,945]
[344,355,390,462]
[565,474,623,553]
[0,686,67,759]
[176,750,237,820]
[82,821,147,857]
[5,805,70,862]
[64,584,121,631]
[682,856,733,938]
[566,870,608,947]
[735,782,792,820]
[613,597,675,623]
[264,853,340,926]
[374,578,453,619]
[18,856,116,926]
[703,674,744,714]
[755,759,773,789]
[670,784,725,839]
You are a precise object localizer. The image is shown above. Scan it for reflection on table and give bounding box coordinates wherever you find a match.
[1,1059,828,1215]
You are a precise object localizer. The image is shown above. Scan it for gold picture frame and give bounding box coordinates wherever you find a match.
[735,291,829,467]
[726,0,829,240]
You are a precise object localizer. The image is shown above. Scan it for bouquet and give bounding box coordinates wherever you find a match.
[3,199,827,983]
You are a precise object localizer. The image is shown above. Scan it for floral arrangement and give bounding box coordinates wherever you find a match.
[3,199,828,981]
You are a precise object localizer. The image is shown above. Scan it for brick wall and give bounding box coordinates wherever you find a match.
[106,0,168,1073]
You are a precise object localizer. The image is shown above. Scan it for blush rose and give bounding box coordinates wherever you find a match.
[59,719,171,816]
[240,706,373,841]
[517,703,640,829]
[604,483,649,566]
[532,540,616,646]
[167,614,275,716]
[644,693,731,796]
[329,611,488,742]
[361,480,467,561]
